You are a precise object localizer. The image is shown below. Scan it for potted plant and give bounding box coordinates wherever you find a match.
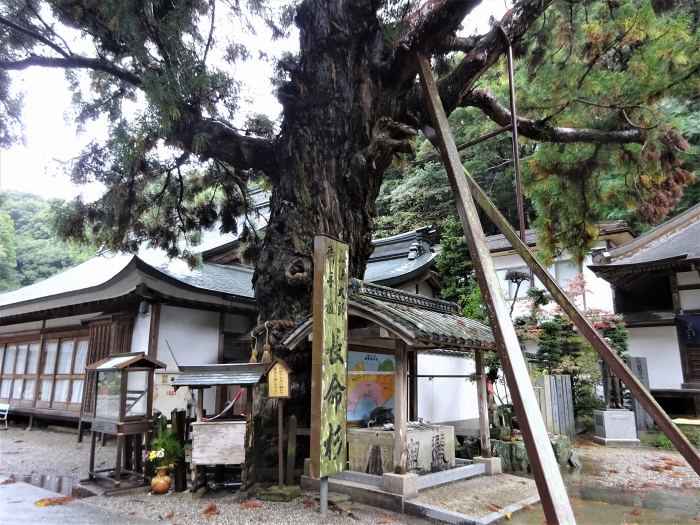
[145,430,184,494]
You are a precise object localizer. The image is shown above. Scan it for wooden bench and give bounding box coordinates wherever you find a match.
[0,403,9,430]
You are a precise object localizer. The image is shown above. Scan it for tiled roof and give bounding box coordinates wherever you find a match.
[282,279,493,351]
[364,226,437,285]
[590,204,700,270]
[0,250,255,321]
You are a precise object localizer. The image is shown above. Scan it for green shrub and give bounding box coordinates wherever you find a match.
[658,434,675,450]
[680,425,700,447]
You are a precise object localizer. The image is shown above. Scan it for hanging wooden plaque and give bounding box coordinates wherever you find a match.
[268,360,291,399]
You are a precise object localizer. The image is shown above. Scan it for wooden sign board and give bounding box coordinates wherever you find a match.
[310,235,349,479]
[268,360,291,399]
[191,421,246,465]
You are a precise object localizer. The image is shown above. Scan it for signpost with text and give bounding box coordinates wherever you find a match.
[310,234,349,515]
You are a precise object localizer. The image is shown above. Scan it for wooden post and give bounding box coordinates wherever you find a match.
[286,414,297,486]
[408,352,418,421]
[124,433,134,471]
[171,408,187,492]
[242,387,254,489]
[191,388,204,491]
[278,400,284,488]
[417,54,575,524]
[393,342,407,474]
[475,350,491,458]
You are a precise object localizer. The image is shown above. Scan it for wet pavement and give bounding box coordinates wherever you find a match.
[0,476,156,524]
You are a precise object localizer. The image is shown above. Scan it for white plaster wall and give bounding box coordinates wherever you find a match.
[678,271,700,286]
[130,311,151,354]
[416,354,478,423]
[627,326,684,389]
[680,289,700,311]
[491,248,615,318]
[678,271,700,310]
[155,305,221,413]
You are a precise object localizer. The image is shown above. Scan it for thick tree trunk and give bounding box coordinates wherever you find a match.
[254,1,407,323]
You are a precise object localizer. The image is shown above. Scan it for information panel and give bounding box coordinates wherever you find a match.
[310,235,349,478]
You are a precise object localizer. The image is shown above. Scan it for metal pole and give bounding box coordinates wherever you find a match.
[417,54,575,524]
[500,28,527,243]
[461,163,700,475]
[319,476,328,517]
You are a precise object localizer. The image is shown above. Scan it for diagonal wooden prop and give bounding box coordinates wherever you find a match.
[417,54,576,524]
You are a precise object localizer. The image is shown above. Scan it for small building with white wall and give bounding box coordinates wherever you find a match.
[590,203,700,416]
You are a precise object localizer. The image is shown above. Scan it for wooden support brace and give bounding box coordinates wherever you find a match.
[459,159,700,476]
[417,54,575,524]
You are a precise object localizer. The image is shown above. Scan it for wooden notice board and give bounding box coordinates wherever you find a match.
[268,360,291,399]
[310,234,349,478]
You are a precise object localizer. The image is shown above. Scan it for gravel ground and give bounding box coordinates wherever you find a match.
[4,424,700,524]
[413,474,537,517]
[91,490,430,525]
[573,440,700,490]
[0,425,116,481]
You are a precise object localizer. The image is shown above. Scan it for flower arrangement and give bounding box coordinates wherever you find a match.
[144,430,184,468]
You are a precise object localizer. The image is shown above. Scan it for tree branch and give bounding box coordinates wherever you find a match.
[435,0,554,116]
[168,118,277,174]
[0,55,142,86]
[0,15,69,57]
[383,0,482,92]
[463,89,645,144]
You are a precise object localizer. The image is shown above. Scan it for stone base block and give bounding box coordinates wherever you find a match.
[472,456,502,475]
[592,436,641,447]
[257,485,301,502]
[381,472,419,499]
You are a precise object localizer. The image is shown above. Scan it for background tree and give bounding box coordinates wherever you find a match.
[0,208,18,291]
[0,191,93,289]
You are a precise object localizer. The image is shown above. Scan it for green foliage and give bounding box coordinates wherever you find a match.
[515,0,699,262]
[149,430,184,467]
[0,191,93,290]
[376,1,700,265]
[658,434,675,450]
[0,209,18,291]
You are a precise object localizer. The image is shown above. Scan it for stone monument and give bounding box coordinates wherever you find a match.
[593,408,640,446]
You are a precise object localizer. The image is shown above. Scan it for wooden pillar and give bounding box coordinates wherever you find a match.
[393,342,407,474]
[408,352,418,421]
[475,350,491,458]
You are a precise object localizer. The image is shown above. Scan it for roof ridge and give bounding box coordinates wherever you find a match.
[350,278,459,314]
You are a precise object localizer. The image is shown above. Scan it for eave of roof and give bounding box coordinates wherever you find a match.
[172,363,271,388]
[589,204,700,276]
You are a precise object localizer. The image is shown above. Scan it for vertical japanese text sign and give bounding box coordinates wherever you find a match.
[310,234,349,478]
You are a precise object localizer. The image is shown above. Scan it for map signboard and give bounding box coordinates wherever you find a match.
[347,351,395,422]
[310,235,349,478]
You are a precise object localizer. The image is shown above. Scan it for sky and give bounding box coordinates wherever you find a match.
[0,1,507,202]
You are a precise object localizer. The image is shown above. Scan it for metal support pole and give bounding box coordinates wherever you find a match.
[417,54,575,524]
[319,476,328,517]
[460,162,700,476]
[500,28,527,243]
